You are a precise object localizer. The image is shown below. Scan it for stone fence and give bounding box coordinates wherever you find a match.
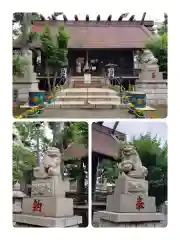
[136,80,167,106]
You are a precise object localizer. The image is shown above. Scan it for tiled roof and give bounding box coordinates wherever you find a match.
[13,20,153,49]
[92,123,125,159]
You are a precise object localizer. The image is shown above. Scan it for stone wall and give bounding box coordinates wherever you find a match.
[136,80,167,106]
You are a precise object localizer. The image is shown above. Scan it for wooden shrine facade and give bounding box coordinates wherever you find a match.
[13,14,154,79]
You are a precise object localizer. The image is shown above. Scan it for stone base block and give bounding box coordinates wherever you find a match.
[107,194,156,213]
[113,175,149,196]
[13,214,82,227]
[93,211,164,228]
[23,196,73,217]
[31,177,70,197]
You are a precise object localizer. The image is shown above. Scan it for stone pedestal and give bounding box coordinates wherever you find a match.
[94,212,164,227]
[13,148,82,227]
[139,63,163,82]
[13,50,39,102]
[94,174,164,227]
[13,214,82,227]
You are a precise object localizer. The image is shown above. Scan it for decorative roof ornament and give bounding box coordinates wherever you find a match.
[129,15,135,22]
[74,15,78,21]
[63,15,68,22]
[86,15,89,21]
[107,15,112,22]
[97,15,100,22]
[118,13,129,21]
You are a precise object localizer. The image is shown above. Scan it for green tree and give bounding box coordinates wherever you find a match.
[157,13,168,36]
[48,122,88,196]
[13,12,63,38]
[133,134,167,206]
[97,160,119,184]
[146,13,168,75]
[146,33,167,74]
[13,55,28,76]
[40,24,69,94]
[13,144,35,184]
[13,122,51,184]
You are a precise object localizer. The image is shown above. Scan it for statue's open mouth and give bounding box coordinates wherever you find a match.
[44,166,50,173]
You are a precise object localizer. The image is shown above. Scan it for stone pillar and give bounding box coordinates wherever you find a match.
[13,147,82,227]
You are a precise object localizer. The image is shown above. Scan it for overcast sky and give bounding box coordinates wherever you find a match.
[41,12,164,22]
[103,121,167,145]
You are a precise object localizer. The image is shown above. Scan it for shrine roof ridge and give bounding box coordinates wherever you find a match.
[32,20,154,27]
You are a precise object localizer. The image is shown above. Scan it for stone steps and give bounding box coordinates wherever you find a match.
[49,88,122,109]
[57,95,120,101]
[57,88,118,96]
[72,76,106,88]
[47,100,123,109]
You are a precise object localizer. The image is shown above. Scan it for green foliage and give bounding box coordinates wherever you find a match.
[13,122,51,184]
[133,134,167,206]
[98,160,119,184]
[13,144,35,184]
[48,122,88,184]
[13,55,28,76]
[71,122,88,147]
[40,24,69,72]
[13,13,41,38]
[14,122,50,151]
[146,33,167,73]
[158,13,168,36]
[146,13,168,74]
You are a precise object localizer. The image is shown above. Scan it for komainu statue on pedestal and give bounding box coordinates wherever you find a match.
[34,147,63,179]
[118,142,148,179]
[141,49,158,65]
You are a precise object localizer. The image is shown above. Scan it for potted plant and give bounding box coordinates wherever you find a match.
[148,114,156,118]
[128,103,135,114]
[37,104,45,114]
[47,95,55,104]
[135,109,145,118]
[16,115,25,119]
[26,107,38,118]
[123,96,129,104]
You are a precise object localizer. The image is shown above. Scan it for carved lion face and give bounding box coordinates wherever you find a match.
[121,142,137,157]
[42,147,61,168]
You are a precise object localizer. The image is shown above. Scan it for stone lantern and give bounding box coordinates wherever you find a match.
[13,182,27,213]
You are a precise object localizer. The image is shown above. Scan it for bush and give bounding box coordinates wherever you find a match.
[13,55,28,76]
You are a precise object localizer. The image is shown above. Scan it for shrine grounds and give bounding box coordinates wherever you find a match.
[37,105,167,119]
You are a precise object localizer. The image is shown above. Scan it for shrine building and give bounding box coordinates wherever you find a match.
[13,13,154,80]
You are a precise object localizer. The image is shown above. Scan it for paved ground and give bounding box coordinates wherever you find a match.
[39,106,167,119]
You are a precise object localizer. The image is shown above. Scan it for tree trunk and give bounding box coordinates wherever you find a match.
[47,70,51,95]
[76,160,85,204]
[52,122,57,146]
[21,13,29,55]
[52,72,58,94]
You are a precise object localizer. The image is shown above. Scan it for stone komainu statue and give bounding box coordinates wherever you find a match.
[34,147,64,179]
[141,49,158,65]
[118,142,148,179]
